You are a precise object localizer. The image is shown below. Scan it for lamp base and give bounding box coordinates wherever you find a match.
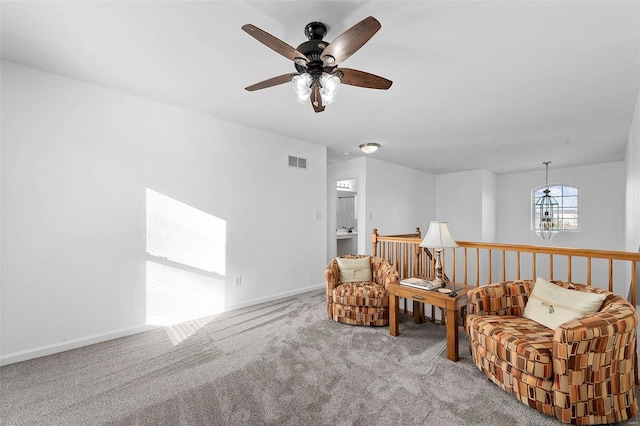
[431,275,446,287]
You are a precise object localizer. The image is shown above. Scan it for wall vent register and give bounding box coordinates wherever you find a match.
[288,155,307,169]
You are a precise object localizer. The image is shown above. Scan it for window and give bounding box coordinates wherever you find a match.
[532,185,579,231]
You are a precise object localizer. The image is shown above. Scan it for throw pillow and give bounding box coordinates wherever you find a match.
[523,277,606,330]
[336,256,372,283]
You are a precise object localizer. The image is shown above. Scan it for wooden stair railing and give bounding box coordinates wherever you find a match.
[372,228,640,306]
[371,227,436,280]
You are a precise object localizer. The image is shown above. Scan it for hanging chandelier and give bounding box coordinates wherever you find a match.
[535,161,559,240]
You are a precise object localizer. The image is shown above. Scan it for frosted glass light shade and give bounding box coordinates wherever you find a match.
[319,72,340,105]
[292,73,313,104]
[359,143,380,153]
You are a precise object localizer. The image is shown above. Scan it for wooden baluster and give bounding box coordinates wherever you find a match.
[516,251,521,280]
[587,257,592,286]
[532,254,537,280]
[567,255,572,282]
[403,244,409,278]
[488,249,492,284]
[475,248,480,286]
[452,248,456,283]
[501,250,506,281]
[631,261,637,306]
[608,258,613,292]
[402,243,406,278]
[442,249,446,280]
[463,248,468,286]
[549,254,553,280]
[371,228,379,256]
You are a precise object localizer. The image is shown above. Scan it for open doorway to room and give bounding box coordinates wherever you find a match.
[336,178,358,256]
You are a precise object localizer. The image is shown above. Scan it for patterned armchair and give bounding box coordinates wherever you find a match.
[466,280,638,425]
[325,255,399,326]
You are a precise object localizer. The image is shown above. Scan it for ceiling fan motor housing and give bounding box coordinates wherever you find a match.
[295,22,334,76]
[304,22,327,40]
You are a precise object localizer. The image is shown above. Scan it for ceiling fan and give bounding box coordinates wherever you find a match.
[242,16,393,113]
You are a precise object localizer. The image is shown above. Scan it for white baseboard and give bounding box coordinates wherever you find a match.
[0,284,325,367]
[0,324,159,366]
[223,283,325,312]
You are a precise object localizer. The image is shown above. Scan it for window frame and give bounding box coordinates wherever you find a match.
[531,184,580,233]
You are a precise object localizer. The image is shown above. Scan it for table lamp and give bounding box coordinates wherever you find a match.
[419,221,458,287]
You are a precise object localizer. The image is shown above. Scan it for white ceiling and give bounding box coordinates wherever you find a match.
[2,1,639,174]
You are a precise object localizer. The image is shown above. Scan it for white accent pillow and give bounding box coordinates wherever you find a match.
[336,256,372,283]
[523,277,606,330]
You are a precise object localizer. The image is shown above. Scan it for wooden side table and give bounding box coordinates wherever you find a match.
[388,281,468,361]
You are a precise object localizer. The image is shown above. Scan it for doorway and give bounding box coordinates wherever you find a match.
[336,179,358,256]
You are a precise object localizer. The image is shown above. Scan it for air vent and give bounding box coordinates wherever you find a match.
[288,155,307,169]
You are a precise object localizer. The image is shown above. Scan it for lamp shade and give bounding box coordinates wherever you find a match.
[419,221,458,248]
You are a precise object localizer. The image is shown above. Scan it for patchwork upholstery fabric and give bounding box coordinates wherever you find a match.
[325,255,399,326]
[467,314,554,380]
[332,282,388,307]
[466,280,638,425]
[467,280,531,317]
[332,303,388,326]
[470,338,555,417]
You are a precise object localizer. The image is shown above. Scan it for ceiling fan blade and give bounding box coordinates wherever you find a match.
[336,68,392,90]
[242,24,309,64]
[311,85,325,113]
[321,16,381,65]
[245,73,298,91]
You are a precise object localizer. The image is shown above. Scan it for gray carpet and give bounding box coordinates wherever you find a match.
[1,289,639,426]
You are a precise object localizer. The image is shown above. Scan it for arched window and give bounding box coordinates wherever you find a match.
[532,185,579,231]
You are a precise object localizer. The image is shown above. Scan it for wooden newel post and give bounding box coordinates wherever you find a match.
[414,243,422,277]
[412,227,422,276]
[371,228,379,256]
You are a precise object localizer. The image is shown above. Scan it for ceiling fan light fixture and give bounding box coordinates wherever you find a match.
[359,143,380,154]
[319,72,340,105]
[292,73,313,104]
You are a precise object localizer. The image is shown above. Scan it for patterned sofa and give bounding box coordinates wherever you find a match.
[325,255,399,326]
[466,280,638,425]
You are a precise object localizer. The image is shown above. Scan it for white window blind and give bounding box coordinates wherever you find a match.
[146,189,226,275]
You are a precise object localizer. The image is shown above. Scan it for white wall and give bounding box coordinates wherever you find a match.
[626,96,640,255]
[481,170,498,242]
[436,170,497,241]
[364,158,435,248]
[436,170,498,283]
[498,162,625,250]
[625,92,640,297]
[1,62,327,363]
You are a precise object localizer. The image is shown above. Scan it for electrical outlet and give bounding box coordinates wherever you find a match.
[234,276,242,287]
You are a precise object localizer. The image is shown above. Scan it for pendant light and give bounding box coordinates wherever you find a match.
[535,161,559,240]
